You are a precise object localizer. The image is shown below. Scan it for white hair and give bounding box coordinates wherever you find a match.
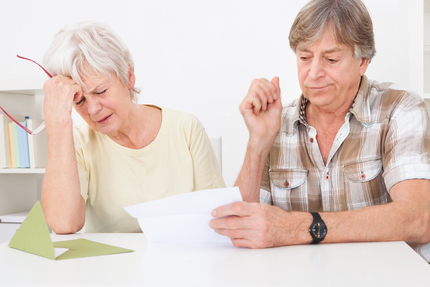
[43,21,140,102]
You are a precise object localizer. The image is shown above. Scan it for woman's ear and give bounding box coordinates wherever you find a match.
[127,63,136,89]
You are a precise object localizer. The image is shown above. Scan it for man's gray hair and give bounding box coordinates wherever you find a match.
[289,0,376,62]
[43,21,140,102]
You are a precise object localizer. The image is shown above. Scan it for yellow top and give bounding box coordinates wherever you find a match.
[73,107,225,233]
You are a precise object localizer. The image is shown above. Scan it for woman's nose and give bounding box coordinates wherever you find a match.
[86,97,103,115]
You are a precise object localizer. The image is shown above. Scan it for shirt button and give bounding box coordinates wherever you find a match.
[310,138,314,143]
[284,180,289,188]
[360,173,366,180]
[325,174,330,180]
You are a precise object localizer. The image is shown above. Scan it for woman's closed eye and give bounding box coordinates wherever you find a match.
[95,89,107,95]
[75,97,85,106]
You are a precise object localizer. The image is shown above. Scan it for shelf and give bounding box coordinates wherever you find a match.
[0,77,45,95]
[0,89,44,96]
[0,168,45,174]
[0,211,28,223]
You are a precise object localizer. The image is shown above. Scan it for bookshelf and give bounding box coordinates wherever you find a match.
[0,168,45,174]
[0,86,45,244]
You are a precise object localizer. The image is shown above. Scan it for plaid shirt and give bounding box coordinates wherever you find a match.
[260,75,430,261]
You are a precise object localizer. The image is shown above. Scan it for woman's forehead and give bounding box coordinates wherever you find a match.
[79,63,113,85]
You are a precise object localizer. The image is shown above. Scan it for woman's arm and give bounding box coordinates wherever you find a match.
[41,76,85,234]
[188,123,226,190]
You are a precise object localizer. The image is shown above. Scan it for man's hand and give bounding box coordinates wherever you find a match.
[234,77,283,202]
[239,77,283,155]
[209,202,313,248]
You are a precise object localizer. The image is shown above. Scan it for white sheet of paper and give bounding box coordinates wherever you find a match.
[124,187,242,243]
[54,248,69,257]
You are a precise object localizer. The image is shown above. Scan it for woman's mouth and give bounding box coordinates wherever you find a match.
[96,114,113,124]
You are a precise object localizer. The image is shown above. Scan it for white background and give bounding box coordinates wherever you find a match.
[0,0,424,186]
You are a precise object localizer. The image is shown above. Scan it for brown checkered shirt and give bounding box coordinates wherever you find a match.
[259,76,430,261]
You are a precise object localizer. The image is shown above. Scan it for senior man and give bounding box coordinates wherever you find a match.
[210,0,430,261]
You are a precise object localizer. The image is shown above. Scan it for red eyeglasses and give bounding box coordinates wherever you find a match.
[0,55,52,135]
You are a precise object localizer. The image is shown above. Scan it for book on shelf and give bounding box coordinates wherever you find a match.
[11,122,21,168]
[0,114,11,168]
[0,115,47,169]
[17,119,30,168]
[7,122,15,168]
[27,119,48,168]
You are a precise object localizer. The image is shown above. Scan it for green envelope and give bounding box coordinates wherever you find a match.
[8,201,133,260]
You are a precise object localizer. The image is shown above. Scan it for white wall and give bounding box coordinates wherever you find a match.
[0,0,423,186]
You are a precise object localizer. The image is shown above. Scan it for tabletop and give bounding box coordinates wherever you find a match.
[0,233,429,287]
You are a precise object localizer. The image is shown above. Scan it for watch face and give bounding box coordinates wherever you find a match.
[311,221,327,239]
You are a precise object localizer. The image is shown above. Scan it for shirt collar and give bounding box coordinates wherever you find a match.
[288,75,371,135]
[286,96,304,135]
[350,75,372,124]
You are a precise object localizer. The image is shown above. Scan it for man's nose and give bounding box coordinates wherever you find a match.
[308,58,325,80]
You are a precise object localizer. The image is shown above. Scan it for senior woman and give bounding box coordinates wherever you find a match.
[41,21,225,234]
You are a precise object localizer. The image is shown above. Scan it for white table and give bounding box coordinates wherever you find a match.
[0,233,429,286]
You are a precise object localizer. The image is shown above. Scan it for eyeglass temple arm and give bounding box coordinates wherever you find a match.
[16,55,53,78]
[0,106,33,134]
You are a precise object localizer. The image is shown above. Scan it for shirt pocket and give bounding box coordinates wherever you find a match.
[269,168,308,211]
[343,159,389,210]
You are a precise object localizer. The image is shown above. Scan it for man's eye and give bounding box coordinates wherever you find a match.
[327,59,338,63]
[96,89,107,95]
[300,57,310,62]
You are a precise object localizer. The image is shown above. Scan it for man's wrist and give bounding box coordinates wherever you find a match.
[285,212,314,245]
[247,136,274,159]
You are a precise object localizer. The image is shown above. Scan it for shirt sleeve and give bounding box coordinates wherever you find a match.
[188,118,226,191]
[383,93,430,191]
[260,154,272,204]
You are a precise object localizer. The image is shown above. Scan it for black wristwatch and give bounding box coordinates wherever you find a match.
[309,212,327,244]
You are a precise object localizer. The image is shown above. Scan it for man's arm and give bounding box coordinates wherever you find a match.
[235,77,282,202]
[324,179,430,244]
[210,179,430,248]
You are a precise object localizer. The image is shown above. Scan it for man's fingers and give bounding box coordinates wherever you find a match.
[211,201,254,218]
[213,227,267,248]
[231,238,254,248]
[213,225,246,238]
[271,76,280,100]
[250,95,263,114]
[210,215,249,230]
[241,77,280,116]
[251,86,269,111]
[253,79,277,102]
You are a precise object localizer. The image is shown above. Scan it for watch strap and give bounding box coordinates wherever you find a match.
[311,212,322,222]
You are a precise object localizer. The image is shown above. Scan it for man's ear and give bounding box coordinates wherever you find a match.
[359,58,370,76]
[127,63,136,89]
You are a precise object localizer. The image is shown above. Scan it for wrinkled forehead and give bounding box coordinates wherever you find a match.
[295,28,353,54]
[75,61,112,87]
